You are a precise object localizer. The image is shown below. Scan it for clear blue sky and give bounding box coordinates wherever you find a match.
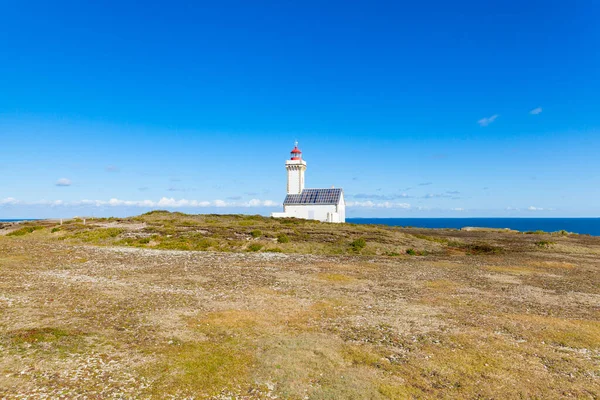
[1,0,599,218]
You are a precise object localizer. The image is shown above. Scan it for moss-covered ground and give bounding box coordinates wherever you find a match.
[0,212,598,398]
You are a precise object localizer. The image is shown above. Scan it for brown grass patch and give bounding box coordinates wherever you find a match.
[424,279,459,291]
[428,261,464,269]
[144,338,255,397]
[285,299,347,333]
[317,273,358,284]
[502,313,600,348]
[485,265,539,275]
[255,333,386,399]
[8,327,82,345]
[192,309,273,336]
[528,260,577,270]
[374,330,598,398]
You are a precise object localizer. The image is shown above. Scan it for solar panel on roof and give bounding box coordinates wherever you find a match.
[283,188,342,205]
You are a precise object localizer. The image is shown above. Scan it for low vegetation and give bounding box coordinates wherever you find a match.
[6,225,44,236]
[0,211,599,398]
[349,237,367,252]
[277,233,290,243]
[5,212,588,258]
[250,229,262,238]
[536,240,556,248]
[405,248,427,256]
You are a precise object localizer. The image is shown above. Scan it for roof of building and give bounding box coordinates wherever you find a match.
[284,188,343,205]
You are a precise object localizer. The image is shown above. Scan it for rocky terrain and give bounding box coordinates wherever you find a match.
[0,212,598,398]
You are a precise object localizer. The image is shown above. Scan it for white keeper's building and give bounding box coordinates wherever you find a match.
[271,143,345,223]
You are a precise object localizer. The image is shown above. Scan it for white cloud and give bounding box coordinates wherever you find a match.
[352,193,412,200]
[477,114,498,127]
[0,197,280,208]
[527,206,554,211]
[244,199,277,207]
[214,200,228,207]
[529,107,543,115]
[451,208,464,211]
[0,197,20,205]
[55,178,72,187]
[346,201,411,209]
[157,198,187,207]
[422,193,453,199]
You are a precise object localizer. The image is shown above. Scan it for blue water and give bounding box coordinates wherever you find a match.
[347,218,600,236]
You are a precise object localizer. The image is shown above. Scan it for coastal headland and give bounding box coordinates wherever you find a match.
[1,211,599,398]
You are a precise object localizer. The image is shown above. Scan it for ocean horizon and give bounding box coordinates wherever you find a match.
[0,219,41,223]
[347,217,600,236]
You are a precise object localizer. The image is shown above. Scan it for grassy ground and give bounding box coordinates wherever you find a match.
[0,212,598,398]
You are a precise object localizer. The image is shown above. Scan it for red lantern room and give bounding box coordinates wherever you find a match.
[290,142,302,160]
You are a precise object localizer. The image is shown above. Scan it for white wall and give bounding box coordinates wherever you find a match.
[285,160,306,194]
[337,192,345,223]
[272,200,345,223]
[282,204,342,223]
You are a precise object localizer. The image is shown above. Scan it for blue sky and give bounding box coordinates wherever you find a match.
[1,0,599,218]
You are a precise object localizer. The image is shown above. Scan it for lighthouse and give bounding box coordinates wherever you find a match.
[271,143,345,223]
[286,142,306,194]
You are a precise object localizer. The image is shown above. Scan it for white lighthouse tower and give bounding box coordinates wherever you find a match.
[272,142,345,223]
[286,142,306,194]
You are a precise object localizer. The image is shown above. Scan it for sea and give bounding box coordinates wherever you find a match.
[347,218,600,236]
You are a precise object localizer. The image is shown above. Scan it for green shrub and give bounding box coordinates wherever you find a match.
[535,240,555,248]
[247,243,263,252]
[448,241,501,254]
[191,238,218,251]
[51,227,61,233]
[277,234,290,243]
[71,228,124,242]
[406,248,426,256]
[157,241,191,251]
[350,238,367,252]
[466,242,501,254]
[142,210,170,216]
[156,235,217,251]
[250,230,262,238]
[280,218,305,225]
[7,226,43,236]
[412,234,449,244]
[552,230,571,236]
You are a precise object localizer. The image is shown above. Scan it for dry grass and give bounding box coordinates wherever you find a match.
[316,273,359,284]
[0,212,599,398]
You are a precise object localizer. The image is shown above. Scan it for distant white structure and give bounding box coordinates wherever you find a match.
[271,143,345,223]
